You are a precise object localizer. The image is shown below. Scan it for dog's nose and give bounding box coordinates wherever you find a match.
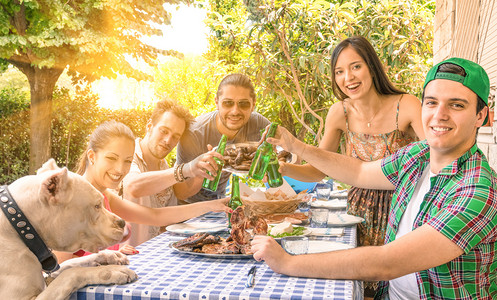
[116,218,125,229]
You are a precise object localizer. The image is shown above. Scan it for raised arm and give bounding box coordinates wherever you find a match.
[269,125,393,190]
[281,102,344,182]
[251,224,463,281]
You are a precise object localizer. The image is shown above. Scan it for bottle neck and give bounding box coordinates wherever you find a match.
[231,175,240,199]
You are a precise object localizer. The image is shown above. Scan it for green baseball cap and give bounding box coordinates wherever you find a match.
[423,57,490,124]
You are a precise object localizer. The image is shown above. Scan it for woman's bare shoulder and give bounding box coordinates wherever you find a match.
[399,93,422,107]
[325,101,346,129]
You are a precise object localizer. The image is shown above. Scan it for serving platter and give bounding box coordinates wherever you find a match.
[169,242,253,259]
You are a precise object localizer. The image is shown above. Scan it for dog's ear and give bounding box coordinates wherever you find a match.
[36,158,60,175]
[39,167,70,205]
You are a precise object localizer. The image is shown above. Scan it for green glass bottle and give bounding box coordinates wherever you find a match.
[227,174,243,228]
[266,151,283,187]
[202,134,227,191]
[248,123,278,180]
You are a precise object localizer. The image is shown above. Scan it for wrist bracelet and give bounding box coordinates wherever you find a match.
[178,163,185,182]
[173,164,182,182]
[179,163,189,180]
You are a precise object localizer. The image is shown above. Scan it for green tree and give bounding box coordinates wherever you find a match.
[154,55,228,117]
[0,0,181,173]
[206,0,435,144]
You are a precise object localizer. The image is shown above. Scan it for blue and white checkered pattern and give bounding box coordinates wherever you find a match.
[71,211,361,300]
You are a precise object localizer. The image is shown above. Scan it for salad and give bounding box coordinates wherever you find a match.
[268,225,306,238]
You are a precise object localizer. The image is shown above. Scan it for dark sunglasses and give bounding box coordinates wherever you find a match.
[221,100,252,110]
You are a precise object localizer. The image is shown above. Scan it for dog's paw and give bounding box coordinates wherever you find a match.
[96,265,138,285]
[93,249,129,266]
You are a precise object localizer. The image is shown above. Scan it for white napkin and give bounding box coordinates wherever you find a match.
[307,240,353,253]
[327,213,364,225]
[310,199,347,208]
[308,227,345,236]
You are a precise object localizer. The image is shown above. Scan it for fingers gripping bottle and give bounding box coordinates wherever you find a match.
[227,174,243,228]
[202,134,227,191]
[266,150,283,187]
[248,123,279,180]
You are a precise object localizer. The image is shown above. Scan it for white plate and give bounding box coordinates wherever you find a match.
[308,240,353,253]
[166,222,227,235]
[310,199,347,209]
[308,227,344,236]
[327,213,364,226]
[329,190,348,199]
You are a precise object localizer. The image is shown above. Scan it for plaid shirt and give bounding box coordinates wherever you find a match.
[376,141,497,299]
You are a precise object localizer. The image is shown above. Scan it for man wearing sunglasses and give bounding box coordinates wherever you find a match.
[175,73,270,204]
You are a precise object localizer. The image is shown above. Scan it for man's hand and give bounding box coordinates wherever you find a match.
[183,144,225,180]
[251,235,292,274]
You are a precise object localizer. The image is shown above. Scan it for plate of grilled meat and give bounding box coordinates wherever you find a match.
[170,206,268,258]
[222,142,294,174]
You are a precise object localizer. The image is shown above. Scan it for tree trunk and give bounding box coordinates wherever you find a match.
[22,66,63,174]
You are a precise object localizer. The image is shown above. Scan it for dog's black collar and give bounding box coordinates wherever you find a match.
[0,185,59,273]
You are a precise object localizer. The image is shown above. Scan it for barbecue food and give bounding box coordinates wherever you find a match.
[261,212,308,224]
[171,206,268,255]
[223,144,292,171]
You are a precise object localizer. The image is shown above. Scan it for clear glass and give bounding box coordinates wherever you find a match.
[315,182,331,200]
[281,236,309,255]
[310,208,329,228]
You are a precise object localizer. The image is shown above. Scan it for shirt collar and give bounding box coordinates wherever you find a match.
[436,143,479,177]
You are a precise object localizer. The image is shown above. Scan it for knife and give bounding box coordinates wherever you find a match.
[245,266,257,288]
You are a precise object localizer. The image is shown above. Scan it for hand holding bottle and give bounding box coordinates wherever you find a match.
[264,125,306,158]
[202,135,228,191]
[183,146,225,180]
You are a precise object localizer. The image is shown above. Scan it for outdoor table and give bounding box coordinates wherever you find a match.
[70,210,363,300]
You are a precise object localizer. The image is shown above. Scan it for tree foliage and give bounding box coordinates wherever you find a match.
[205,0,435,144]
[0,0,181,172]
[154,56,229,117]
[0,87,151,185]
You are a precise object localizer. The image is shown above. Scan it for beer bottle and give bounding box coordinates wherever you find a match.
[227,174,243,228]
[202,134,227,191]
[248,123,278,180]
[266,151,283,187]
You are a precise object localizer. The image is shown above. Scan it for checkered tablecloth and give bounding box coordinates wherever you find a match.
[71,212,362,300]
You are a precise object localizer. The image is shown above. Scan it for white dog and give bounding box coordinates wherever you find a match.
[0,159,137,299]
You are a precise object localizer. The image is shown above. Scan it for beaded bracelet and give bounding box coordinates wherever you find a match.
[173,164,182,182]
[178,163,185,182]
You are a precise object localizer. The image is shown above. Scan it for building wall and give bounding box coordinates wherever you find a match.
[434,0,497,170]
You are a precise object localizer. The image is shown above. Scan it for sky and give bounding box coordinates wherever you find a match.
[94,4,208,110]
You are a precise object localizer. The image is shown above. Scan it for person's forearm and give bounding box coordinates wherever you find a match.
[295,142,390,189]
[281,246,394,281]
[283,163,326,182]
[173,177,203,200]
[150,200,217,226]
[124,169,177,198]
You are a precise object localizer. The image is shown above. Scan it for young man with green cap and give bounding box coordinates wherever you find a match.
[251,57,496,299]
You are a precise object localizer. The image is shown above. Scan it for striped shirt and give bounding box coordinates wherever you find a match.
[377,141,497,299]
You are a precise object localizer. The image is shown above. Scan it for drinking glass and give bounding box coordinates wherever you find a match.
[281,236,309,255]
[310,208,329,228]
[315,183,331,200]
